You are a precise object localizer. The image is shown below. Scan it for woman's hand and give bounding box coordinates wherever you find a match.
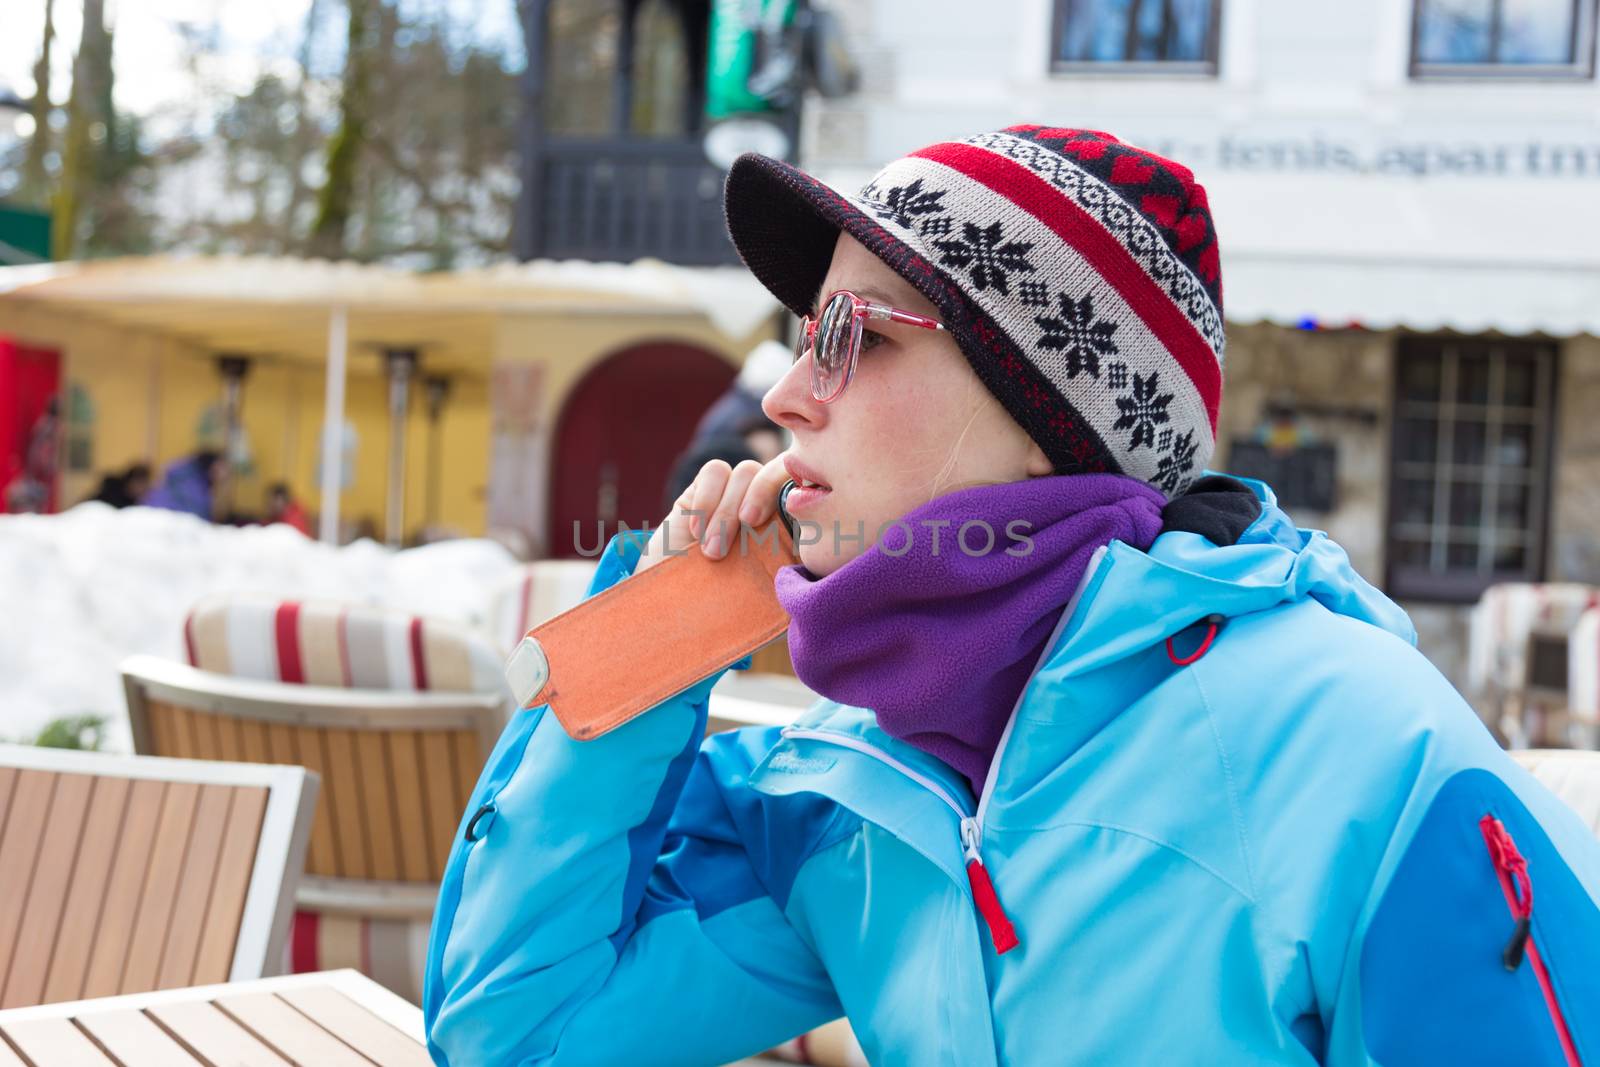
[636,454,790,574]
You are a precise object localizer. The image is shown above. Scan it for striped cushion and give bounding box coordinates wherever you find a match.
[286,909,428,1005]
[184,596,506,694]
[1468,583,1600,695]
[486,560,599,653]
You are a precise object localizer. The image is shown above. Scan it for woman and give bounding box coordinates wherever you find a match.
[424,127,1600,1065]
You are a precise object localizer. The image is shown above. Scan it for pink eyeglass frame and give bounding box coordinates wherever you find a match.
[795,288,947,403]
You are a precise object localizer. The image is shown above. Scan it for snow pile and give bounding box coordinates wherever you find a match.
[0,503,523,752]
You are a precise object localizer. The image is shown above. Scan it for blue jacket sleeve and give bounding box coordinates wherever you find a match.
[423,533,849,1066]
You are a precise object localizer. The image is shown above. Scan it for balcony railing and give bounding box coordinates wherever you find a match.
[531,137,741,267]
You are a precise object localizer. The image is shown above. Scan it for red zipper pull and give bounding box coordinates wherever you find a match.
[1480,815,1535,971]
[962,817,1019,955]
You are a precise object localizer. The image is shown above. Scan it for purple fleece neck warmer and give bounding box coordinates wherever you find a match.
[775,474,1167,799]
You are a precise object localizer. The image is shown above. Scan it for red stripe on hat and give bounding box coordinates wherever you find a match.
[911,141,1221,429]
[409,616,429,691]
[275,602,305,684]
[290,910,319,973]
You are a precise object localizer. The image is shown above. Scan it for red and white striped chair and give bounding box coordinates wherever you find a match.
[129,594,514,1005]
[1468,583,1600,747]
[184,597,508,693]
[485,559,600,654]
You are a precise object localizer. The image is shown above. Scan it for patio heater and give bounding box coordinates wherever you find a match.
[423,374,451,533]
[382,346,419,548]
[216,354,251,518]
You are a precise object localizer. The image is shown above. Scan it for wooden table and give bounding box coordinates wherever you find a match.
[0,969,429,1066]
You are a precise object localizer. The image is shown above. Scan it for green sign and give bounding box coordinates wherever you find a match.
[0,203,50,264]
[706,0,797,120]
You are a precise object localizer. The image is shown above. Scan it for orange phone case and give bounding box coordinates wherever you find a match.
[505,522,800,740]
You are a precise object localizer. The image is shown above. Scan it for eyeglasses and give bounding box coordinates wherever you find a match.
[795,289,947,403]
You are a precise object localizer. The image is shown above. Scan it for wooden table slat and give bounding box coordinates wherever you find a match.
[0,1017,119,1067]
[118,782,201,994]
[79,781,165,1000]
[74,1009,204,1067]
[2,773,95,1008]
[145,1000,292,1067]
[214,992,375,1067]
[191,787,270,985]
[0,772,58,982]
[40,777,132,1005]
[275,988,431,1067]
[156,785,233,990]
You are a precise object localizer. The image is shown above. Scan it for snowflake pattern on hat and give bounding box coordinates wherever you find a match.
[722,122,1225,496]
[1034,292,1117,380]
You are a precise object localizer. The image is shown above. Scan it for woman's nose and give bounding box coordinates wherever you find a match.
[762,350,827,433]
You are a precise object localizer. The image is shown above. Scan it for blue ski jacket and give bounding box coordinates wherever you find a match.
[424,479,1600,1065]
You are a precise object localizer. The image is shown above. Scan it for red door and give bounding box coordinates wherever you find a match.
[0,338,63,514]
[549,342,736,558]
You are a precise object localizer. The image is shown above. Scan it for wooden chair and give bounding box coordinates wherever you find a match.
[123,654,505,1003]
[0,743,316,1009]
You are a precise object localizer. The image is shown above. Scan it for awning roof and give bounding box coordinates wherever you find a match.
[1209,173,1600,337]
[0,255,781,375]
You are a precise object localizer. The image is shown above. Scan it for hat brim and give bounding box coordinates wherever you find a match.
[722,153,893,320]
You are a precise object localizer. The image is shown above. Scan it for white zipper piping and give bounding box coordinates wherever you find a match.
[777,726,971,821]
[778,725,992,871]
[973,544,1108,835]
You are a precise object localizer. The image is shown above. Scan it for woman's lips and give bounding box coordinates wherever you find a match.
[783,454,831,490]
[784,483,831,514]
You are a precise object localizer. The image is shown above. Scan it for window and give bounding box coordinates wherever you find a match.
[1386,338,1557,602]
[1411,0,1598,77]
[1050,0,1222,72]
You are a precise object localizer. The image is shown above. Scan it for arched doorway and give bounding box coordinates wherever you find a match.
[549,341,736,558]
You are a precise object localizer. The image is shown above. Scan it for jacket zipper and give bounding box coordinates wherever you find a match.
[1480,814,1581,1067]
[774,547,1113,958]
[778,726,1019,954]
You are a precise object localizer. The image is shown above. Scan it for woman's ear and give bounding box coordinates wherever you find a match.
[1024,440,1052,478]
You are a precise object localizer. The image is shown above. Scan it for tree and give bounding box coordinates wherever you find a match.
[52,0,110,258]
[308,0,375,259]
[18,0,55,208]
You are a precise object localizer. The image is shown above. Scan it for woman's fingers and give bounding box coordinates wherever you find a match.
[738,454,791,528]
[685,459,732,542]
[703,459,763,558]
[638,454,788,574]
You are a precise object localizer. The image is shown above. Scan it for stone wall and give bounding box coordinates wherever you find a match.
[1214,325,1600,694]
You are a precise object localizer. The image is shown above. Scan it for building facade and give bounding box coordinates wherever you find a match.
[798,0,1600,686]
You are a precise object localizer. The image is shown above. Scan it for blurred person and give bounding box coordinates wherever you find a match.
[426,127,1600,1064]
[144,449,228,520]
[660,413,785,515]
[265,482,311,535]
[690,338,791,446]
[85,462,152,509]
[3,397,60,514]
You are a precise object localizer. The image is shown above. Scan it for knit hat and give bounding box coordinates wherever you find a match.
[722,124,1225,498]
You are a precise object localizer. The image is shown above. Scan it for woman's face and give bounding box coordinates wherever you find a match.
[763,232,1051,577]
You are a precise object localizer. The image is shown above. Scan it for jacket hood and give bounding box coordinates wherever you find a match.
[1039,475,1415,684]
